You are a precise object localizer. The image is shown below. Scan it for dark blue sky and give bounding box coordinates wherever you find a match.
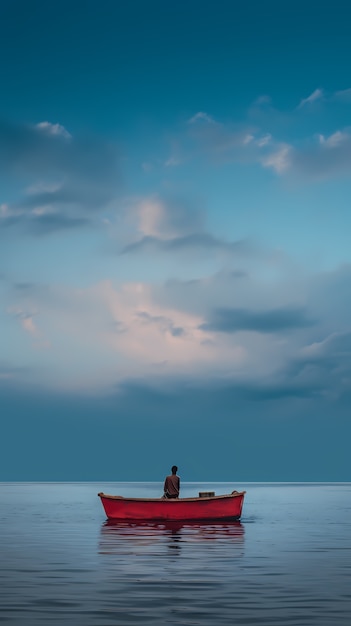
[1,1,350,127]
[1,0,351,480]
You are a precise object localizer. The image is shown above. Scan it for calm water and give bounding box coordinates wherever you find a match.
[1,483,351,625]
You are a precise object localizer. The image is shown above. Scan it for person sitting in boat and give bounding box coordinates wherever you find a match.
[163,466,180,499]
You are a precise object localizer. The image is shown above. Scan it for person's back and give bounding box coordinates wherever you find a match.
[163,465,180,499]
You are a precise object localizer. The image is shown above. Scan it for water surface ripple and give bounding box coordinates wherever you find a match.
[1,482,351,625]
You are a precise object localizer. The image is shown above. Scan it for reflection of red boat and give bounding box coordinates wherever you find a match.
[98,491,246,521]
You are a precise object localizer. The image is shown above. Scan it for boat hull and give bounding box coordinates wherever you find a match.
[98,491,245,522]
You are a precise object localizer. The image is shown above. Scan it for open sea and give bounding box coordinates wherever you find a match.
[1,482,351,625]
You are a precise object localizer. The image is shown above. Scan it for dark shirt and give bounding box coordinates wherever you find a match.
[164,474,180,498]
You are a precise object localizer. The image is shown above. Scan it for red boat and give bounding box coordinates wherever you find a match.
[98,490,246,522]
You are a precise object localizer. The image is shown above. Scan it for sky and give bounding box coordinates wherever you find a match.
[1,0,351,481]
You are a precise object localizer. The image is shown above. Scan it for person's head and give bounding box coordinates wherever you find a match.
[171,465,178,474]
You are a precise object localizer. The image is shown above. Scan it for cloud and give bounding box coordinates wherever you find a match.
[7,306,39,336]
[332,88,351,102]
[299,332,351,378]
[187,111,217,125]
[135,311,186,337]
[252,95,273,107]
[0,208,91,234]
[297,88,324,109]
[14,282,39,291]
[116,196,252,258]
[157,266,291,324]
[281,330,351,400]
[35,121,71,139]
[3,376,351,481]
[256,133,271,147]
[2,278,250,390]
[0,362,28,380]
[0,119,115,182]
[200,306,315,334]
[260,144,291,173]
[0,118,121,234]
[181,89,351,180]
[303,331,351,359]
[299,86,351,106]
[318,130,348,148]
[122,232,250,256]
[164,156,182,167]
[231,379,319,400]
[27,213,90,235]
[2,264,351,399]
[21,316,37,335]
[289,128,351,179]
[94,280,244,376]
[6,305,50,349]
[135,197,204,239]
[177,109,294,177]
[187,119,257,158]
[116,196,268,260]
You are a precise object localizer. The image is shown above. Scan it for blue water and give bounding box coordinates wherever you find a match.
[1,483,351,625]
